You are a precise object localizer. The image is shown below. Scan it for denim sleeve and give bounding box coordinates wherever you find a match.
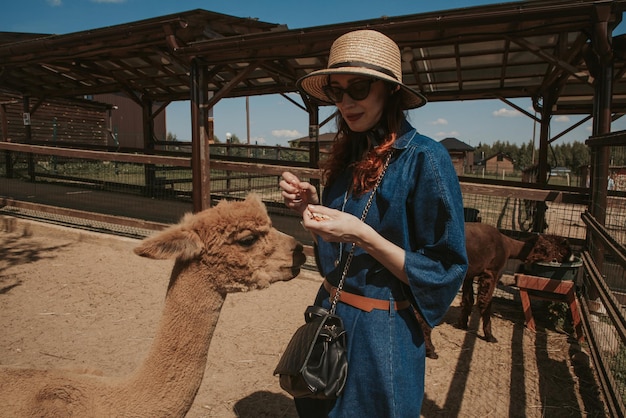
[404,144,468,328]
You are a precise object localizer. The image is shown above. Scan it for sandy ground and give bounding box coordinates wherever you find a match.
[0,216,607,417]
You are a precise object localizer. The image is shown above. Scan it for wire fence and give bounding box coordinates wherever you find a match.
[580,134,626,416]
[1,138,624,414]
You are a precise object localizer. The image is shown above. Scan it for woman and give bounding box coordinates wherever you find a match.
[280,30,468,417]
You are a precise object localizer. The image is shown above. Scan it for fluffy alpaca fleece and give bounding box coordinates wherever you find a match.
[0,194,306,417]
[422,222,572,359]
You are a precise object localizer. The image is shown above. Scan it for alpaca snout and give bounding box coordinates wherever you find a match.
[293,242,305,261]
[292,242,307,273]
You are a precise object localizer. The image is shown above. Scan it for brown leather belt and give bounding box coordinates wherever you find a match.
[323,279,411,312]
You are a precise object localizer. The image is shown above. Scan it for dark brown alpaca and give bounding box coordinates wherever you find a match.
[421,223,572,359]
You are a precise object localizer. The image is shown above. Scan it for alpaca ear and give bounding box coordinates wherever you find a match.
[244,193,267,214]
[134,227,204,261]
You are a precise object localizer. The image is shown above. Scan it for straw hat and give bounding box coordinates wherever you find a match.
[297,30,427,109]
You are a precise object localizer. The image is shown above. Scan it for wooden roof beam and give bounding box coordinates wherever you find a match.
[507,35,590,85]
[206,61,262,108]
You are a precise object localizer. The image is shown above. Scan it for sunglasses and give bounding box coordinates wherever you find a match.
[322,79,378,103]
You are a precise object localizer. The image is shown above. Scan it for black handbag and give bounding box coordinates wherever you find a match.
[274,153,392,399]
[273,305,348,398]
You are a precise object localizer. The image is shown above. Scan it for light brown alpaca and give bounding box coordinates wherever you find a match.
[0,194,306,417]
[421,222,572,359]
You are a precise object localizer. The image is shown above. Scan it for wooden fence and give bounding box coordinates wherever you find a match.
[1,138,624,414]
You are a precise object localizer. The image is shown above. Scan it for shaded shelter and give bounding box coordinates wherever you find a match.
[0,1,626,219]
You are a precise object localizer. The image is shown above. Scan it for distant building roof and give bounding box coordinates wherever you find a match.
[289,132,337,147]
[476,151,514,166]
[439,137,474,152]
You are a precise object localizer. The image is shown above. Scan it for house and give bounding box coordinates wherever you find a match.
[0,88,111,147]
[477,152,515,176]
[93,93,166,149]
[0,89,166,150]
[439,137,474,175]
[288,132,337,153]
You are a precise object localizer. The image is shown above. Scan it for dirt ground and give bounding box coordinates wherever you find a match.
[0,216,607,417]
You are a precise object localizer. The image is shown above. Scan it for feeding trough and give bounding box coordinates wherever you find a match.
[525,256,582,281]
[515,257,586,342]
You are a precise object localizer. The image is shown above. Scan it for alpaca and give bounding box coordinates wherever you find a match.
[421,222,572,359]
[0,194,306,417]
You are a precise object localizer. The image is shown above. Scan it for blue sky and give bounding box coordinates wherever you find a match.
[2,0,625,147]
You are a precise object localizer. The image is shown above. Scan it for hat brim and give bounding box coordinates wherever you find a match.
[297,67,427,110]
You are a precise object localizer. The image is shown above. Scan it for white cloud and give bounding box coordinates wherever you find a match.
[47,0,62,6]
[554,115,570,122]
[493,108,521,117]
[430,118,448,125]
[271,129,302,139]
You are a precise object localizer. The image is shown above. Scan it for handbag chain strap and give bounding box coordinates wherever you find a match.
[329,152,392,315]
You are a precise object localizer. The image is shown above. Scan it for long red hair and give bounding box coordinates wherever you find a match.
[321,88,406,195]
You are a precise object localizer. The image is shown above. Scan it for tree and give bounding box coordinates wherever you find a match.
[227,133,242,144]
[570,142,589,172]
[473,139,589,174]
[515,140,534,170]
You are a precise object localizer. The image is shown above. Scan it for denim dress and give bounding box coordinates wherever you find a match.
[295,124,468,418]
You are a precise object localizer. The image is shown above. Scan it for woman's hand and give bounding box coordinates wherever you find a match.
[304,204,409,283]
[280,172,319,214]
[302,204,368,244]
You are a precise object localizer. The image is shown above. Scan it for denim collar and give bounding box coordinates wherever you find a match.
[392,120,418,150]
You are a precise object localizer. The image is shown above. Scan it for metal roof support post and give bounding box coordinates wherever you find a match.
[533,92,554,233]
[1,103,13,178]
[308,109,320,169]
[589,3,615,225]
[190,58,211,212]
[536,94,552,187]
[141,96,155,151]
[586,4,615,305]
[22,95,35,181]
[141,96,157,196]
[301,93,321,190]
[590,63,614,226]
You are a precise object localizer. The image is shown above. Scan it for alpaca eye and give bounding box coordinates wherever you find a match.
[238,235,259,247]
